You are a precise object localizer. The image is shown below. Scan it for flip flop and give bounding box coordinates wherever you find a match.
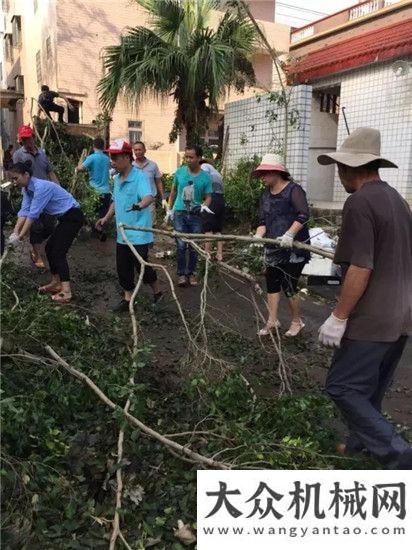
[51,292,72,304]
[38,285,62,294]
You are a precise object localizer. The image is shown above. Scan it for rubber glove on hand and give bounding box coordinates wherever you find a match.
[318,313,348,347]
[200,204,214,215]
[164,209,174,224]
[161,199,169,211]
[7,233,22,248]
[279,231,294,248]
[250,234,263,248]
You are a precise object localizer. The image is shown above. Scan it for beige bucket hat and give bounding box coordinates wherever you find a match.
[251,153,291,177]
[317,127,397,168]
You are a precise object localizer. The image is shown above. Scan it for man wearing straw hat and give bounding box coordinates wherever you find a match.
[317,127,412,469]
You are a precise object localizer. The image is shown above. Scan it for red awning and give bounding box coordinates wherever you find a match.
[288,18,412,84]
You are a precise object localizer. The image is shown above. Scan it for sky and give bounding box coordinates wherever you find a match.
[275,0,360,28]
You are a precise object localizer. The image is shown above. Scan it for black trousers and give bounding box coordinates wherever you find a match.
[45,208,84,281]
[42,103,65,123]
[30,213,56,245]
[116,243,157,292]
[326,336,412,469]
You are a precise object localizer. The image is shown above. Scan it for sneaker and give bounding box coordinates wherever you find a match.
[112,299,130,313]
[178,276,187,287]
[152,291,164,306]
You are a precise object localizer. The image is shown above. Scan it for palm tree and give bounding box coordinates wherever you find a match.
[98,0,258,144]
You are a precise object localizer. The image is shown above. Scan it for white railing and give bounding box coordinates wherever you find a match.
[349,0,381,20]
[384,0,400,5]
[291,25,315,44]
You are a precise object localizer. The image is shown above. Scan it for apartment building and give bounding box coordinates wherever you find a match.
[0,0,290,172]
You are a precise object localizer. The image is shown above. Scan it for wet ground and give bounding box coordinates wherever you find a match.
[14,230,412,432]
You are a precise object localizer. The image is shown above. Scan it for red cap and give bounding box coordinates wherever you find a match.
[18,125,34,139]
[106,139,132,155]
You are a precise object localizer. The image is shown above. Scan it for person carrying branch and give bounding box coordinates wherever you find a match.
[76,136,111,241]
[168,145,213,287]
[252,154,310,337]
[95,140,163,313]
[317,127,412,469]
[7,160,84,303]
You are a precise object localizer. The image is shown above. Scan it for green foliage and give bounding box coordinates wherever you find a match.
[223,155,263,226]
[33,119,104,223]
[98,0,258,143]
[1,259,380,547]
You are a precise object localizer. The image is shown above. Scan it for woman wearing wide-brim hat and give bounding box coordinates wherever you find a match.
[252,154,311,337]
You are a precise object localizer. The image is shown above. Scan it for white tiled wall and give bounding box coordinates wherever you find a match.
[312,60,412,202]
[224,85,312,190]
[224,60,412,203]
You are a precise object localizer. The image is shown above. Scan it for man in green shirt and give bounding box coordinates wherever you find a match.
[168,145,212,287]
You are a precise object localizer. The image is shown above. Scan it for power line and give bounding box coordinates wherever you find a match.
[276,11,314,23]
[276,2,328,16]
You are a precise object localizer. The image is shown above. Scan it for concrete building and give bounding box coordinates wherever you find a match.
[0,0,290,172]
[224,0,412,205]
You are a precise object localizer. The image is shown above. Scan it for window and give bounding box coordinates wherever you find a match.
[11,15,21,47]
[319,92,339,114]
[33,0,38,12]
[36,50,42,82]
[14,74,24,93]
[2,0,10,12]
[67,99,82,124]
[46,36,52,59]
[128,120,143,143]
[4,34,13,63]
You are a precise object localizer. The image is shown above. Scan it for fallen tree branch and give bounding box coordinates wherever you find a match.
[121,225,334,260]
[45,345,231,469]
[110,245,146,550]
[185,239,263,294]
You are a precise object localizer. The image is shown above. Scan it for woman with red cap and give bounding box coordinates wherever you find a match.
[252,154,310,337]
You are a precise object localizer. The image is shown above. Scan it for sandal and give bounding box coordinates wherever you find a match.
[51,292,72,304]
[30,251,45,269]
[187,275,198,287]
[285,320,305,337]
[257,320,281,337]
[38,284,62,294]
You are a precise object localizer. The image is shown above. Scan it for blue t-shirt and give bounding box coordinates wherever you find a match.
[18,177,79,220]
[173,166,212,212]
[113,166,153,245]
[82,150,110,194]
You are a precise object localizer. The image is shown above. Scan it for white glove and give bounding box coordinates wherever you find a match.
[279,231,294,248]
[161,199,169,211]
[318,313,348,347]
[8,233,22,248]
[250,234,264,248]
[200,204,214,215]
[164,209,174,224]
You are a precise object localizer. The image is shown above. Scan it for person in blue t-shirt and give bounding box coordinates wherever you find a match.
[77,136,111,241]
[96,140,163,312]
[8,160,84,303]
[168,145,213,287]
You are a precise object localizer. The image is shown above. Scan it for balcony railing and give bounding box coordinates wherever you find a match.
[291,0,403,44]
[291,25,315,44]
